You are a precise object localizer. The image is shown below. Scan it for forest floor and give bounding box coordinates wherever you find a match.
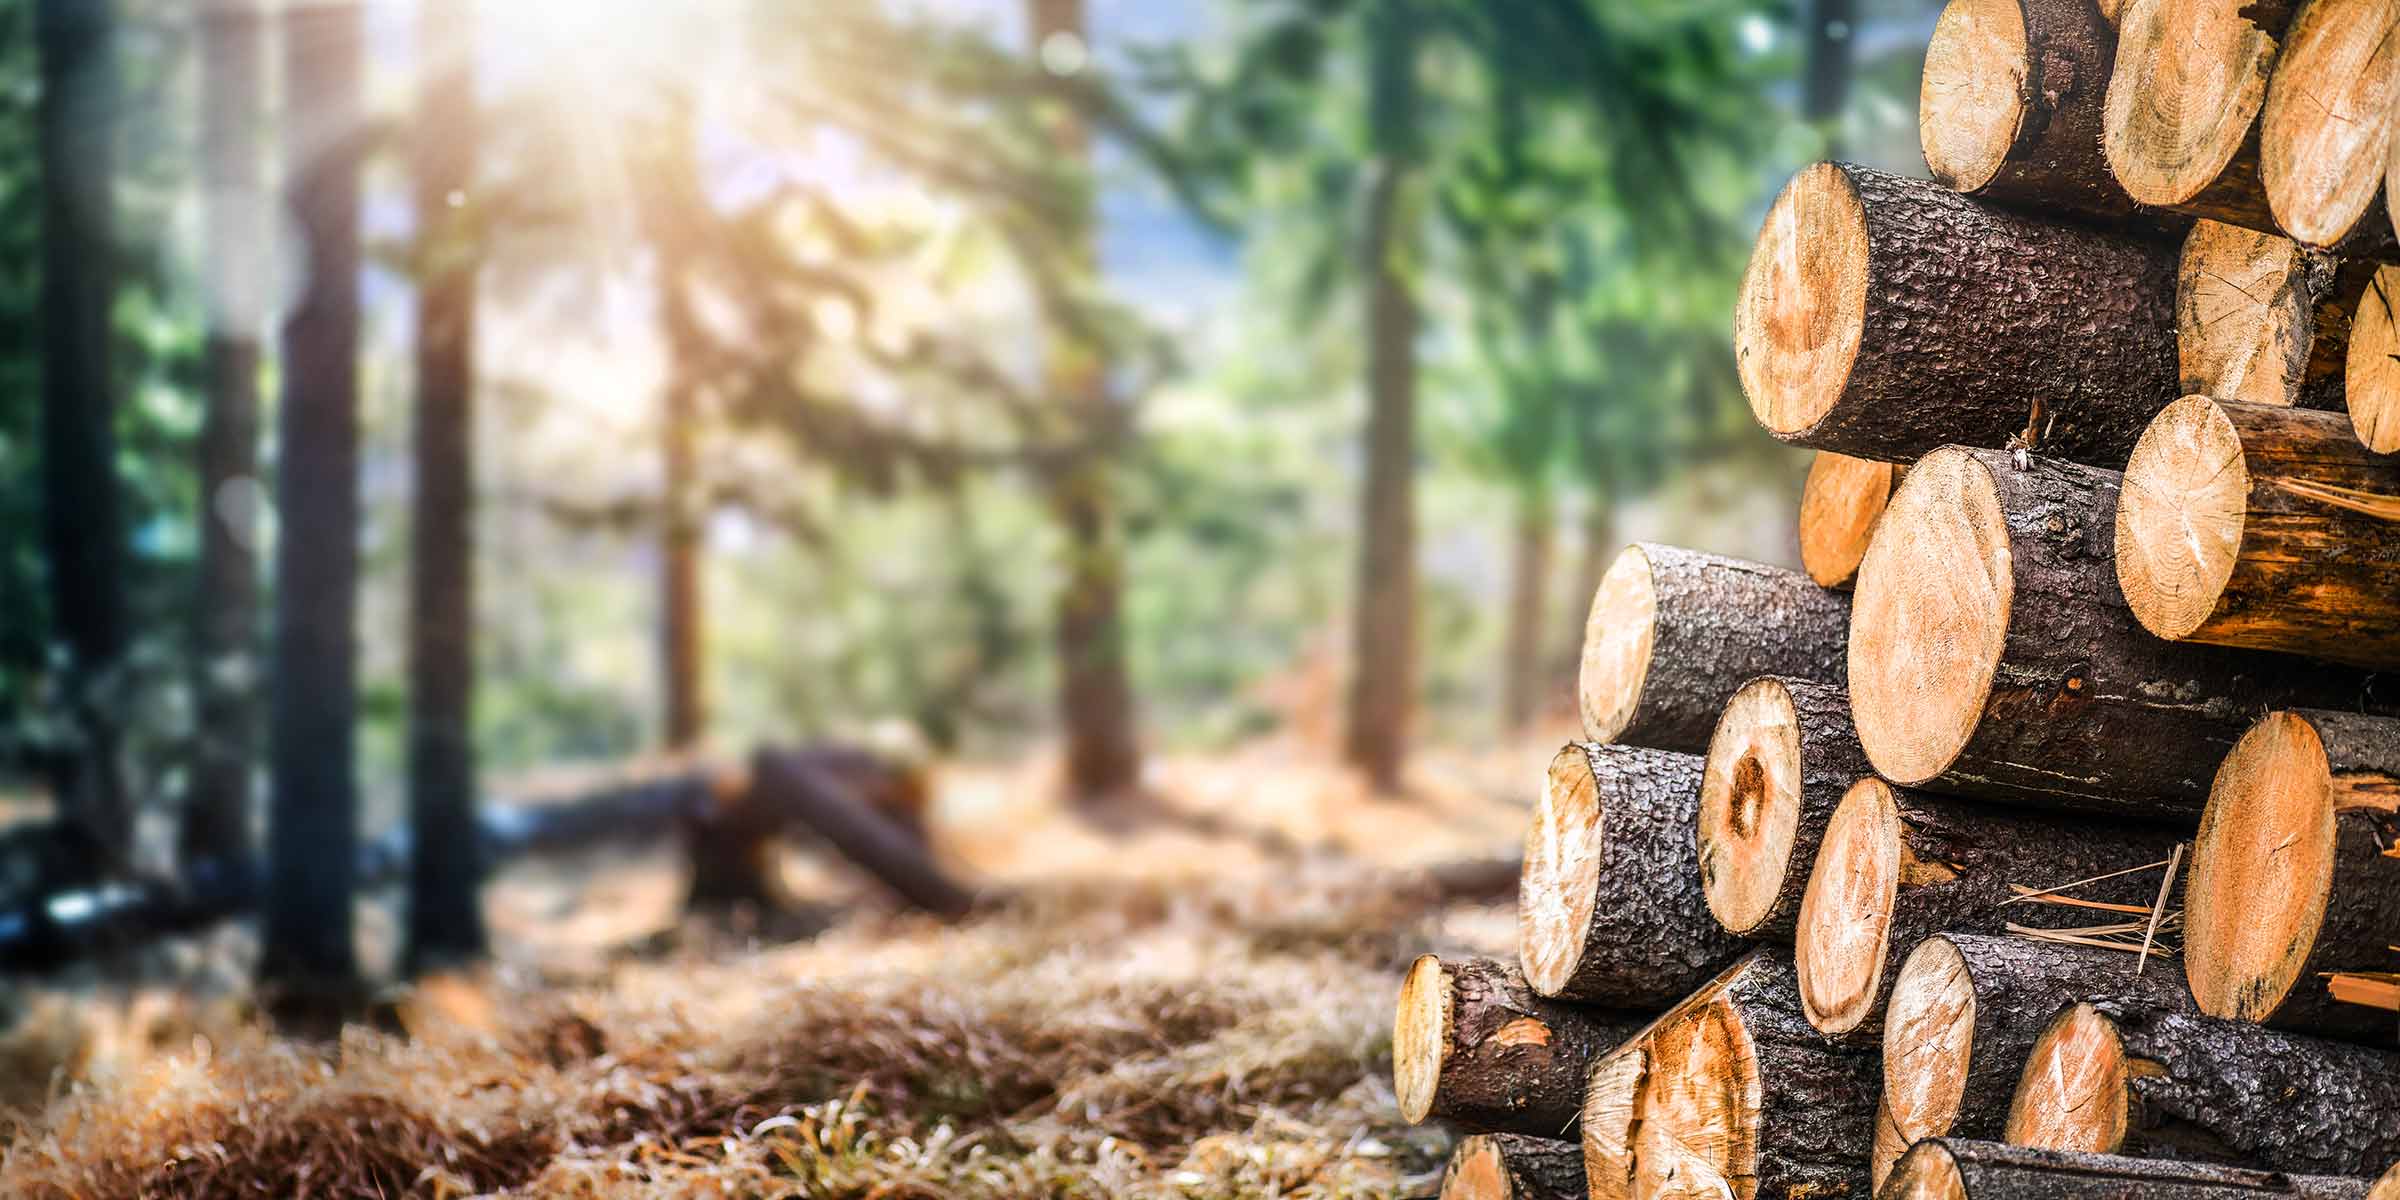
[0,734,1558,1198]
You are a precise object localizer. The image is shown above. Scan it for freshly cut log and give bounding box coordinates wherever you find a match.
[2186,711,2400,1040]
[1577,543,1848,754]
[1800,452,1900,589]
[1581,1044,1646,1200]
[1886,1139,2372,1199]
[2005,1001,2400,1176]
[2260,0,2400,254]
[1734,162,2178,466]
[2117,397,2400,669]
[1697,677,1868,940]
[1440,1134,1588,1200]
[1617,949,1876,1199]
[1876,933,2197,1187]
[1393,954,1642,1137]
[1848,445,2392,818]
[2376,1163,2400,1200]
[2346,266,2400,451]
[1920,0,2135,221]
[1791,778,2184,1039]
[2101,0,2292,243]
[2176,221,2366,410]
[1519,743,1749,1006]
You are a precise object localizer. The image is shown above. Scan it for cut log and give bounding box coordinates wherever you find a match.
[1697,677,1868,940]
[1519,742,1749,1006]
[1848,445,2393,818]
[2346,265,2400,451]
[2118,397,2400,669]
[2186,710,2400,1039]
[1792,778,2186,1039]
[1577,543,1849,754]
[2101,0,2298,244]
[2260,0,2400,254]
[749,747,974,918]
[1442,1133,1588,1200]
[1393,954,1643,1137]
[1920,0,2136,221]
[1618,949,1877,1199]
[2176,221,2367,410]
[1800,452,1900,589]
[2377,1163,2400,1200]
[1582,1044,1646,1200]
[1887,1138,2372,1199]
[1735,162,2179,466]
[2005,1001,2400,1176]
[1876,933,2198,1188]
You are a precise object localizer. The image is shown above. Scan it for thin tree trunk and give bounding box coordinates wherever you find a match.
[1803,0,1858,148]
[1345,155,1418,791]
[34,0,129,869]
[647,113,707,752]
[186,0,264,866]
[404,0,484,974]
[264,0,365,1005]
[1501,486,1554,731]
[1554,493,1611,695]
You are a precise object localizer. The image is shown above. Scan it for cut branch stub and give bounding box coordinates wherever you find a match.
[2261,0,2400,254]
[1440,1134,1589,1200]
[1393,954,1642,1137]
[1921,0,2138,221]
[2187,710,2400,1040]
[1698,677,1866,940]
[1734,162,2179,466]
[2117,396,2400,669]
[1887,1138,2374,1199]
[1799,452,1900,589]
[2176,220,2367,410]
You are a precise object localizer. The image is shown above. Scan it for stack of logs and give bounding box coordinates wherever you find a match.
[1397,1,2400,1196]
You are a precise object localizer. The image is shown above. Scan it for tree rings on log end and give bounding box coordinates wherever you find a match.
[1583,1046,1645,1199]
[1440,1136,1510,1200]
[2262,0,2400,249]
[2176,222,2313,408]
[2116,394,2247,641]
[1796,778,1904,1037]
[1394,953,1452,1123]
[1699,679,1807,937]
[2004,1002,2130,1155]
[2186,712,2338,1024]
[1577,546,1657,743]
[1849,446,2012,787]
[1519,746,1605,996]
[1799,452,1897,588]
[2349,266,2400,452]
[2103,0,2276,209]
[1886,1139,1972,1200]
[1880,936,1980,1184]
[1634,998,1760,1200]
[1921,0,2029,193]
[1734,163,1869,442]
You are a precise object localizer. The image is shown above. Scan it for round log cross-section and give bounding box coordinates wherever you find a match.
[2347,266,2400,451]
[1697,677,1868,941]
[2261,0,2400,254]
[2176,220,2367,410]
[1921,0,2137,221]
[2117,396,2400,669]
[2102,0,2282,231]
[1393,954,1642,1137]
[2187,710,2400,1039]
[1734,162,2178,466]
[1799,452,1901,589]
[1888,1138,2374,1199]
[1440,1134,1589,1200]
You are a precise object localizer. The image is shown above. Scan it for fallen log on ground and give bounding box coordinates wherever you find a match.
[1886,1138,2372,1199]
[2175,221,2365,410]
[1578,543,1849,753]
[1800,452,1901,589]
[2186,710,2400,1041]
[1393,954,1642,1137]
[1734,162,2178,466]
[1920,0,2138,222]
[1440,1133,1586,1200]
[1697,676,1869,941]
[748,746,973,919]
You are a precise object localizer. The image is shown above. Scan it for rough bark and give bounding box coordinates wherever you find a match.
[1698,677,1867,941]
[1890,1138,2371,1199]
[2175,221,2367,411]
[404,0,485,976]
[751,747,974,918]
[1736,163,2180,467]
[1519,744,1750,1007]
[1443,1133,1588,1200]
[262,0,366,1005]
[1395,955,1642,1138]
[1502,488,1556,731]
[1580,543,1849,755]
[1920,0,2139,222]
[1344,154,1418,792]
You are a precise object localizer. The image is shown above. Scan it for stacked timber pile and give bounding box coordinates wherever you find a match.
[1397,1,2400,1196]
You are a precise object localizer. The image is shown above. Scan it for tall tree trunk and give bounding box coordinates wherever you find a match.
[186,0,264,868]
[1500,485,1554,731]
[1028,0,1142,812]
[1803,0,1857,150]
[646,112,707,753]
[34,0,130,868]
[263,0,364,1005]
[1553,493,1612,697]
[404,0,485,975]
[1344,155,1418,792]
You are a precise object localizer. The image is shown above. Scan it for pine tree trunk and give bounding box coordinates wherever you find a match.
[1502,487,1555,731]
[647,115,707,752]
[1920,0,2138,222]
[1393,954,1642,1138]
[404,0,485,975]
[1344,155,1418,792]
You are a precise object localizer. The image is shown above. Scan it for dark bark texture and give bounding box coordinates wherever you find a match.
[1422,958,1642,1139]
[1445,1134,1588,1200]
[1904,1139,2370,1199]
[1940,0,2142,223]
[1544,744,1751,1006]
[2258,710,2400,1037]
[1775,165,2180,466]
[1707,677,1867,940]
[1605,545,1849,754]
[1922,450,2397,818]
[1713,949,1880,1199]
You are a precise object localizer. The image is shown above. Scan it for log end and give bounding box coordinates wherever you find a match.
[1394,953,1453,1124]
[1880,935,1978,1184]
[1884,1138,1970,1200]
[2187,712,2339,1024]
[1439,1136,1511,1200]
[1519,746,1603,997]
[2003,1002,2129,1155]
[2116,394,2247,642]
[1734,163,1869,442]
[1849,447,2010,787]
[2373,1160,2400,1200]
[1699,678,1808,937]
[2348,265,2400,452]
[1578,546,1657,743]
[1632,997,1759,1200]
[1582,1045,1646,1198]
[2260,0,2400,249]
[1796,778,1903,1037]
[1919,0,2028,194]
[2102,0,2276,208]
[1799,452,1898,589]
[2175,221,2307,408]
